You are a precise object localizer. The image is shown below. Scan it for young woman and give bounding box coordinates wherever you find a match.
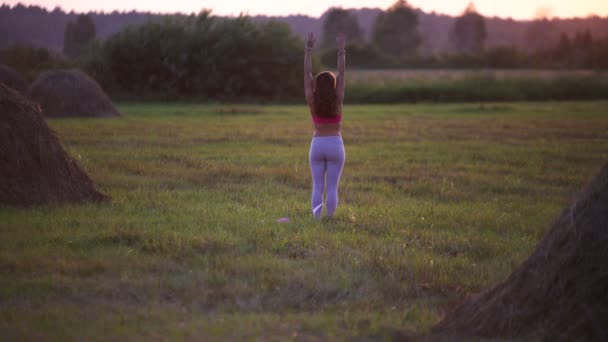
[304,32,346,219]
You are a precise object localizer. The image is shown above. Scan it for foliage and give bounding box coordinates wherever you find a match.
[550,30,608,68]
[450,3,486,54]
[88,13,304,100]
[346,75,608,103]
[3,3,608,61]
[320,8,364,48]
[371,0,421,59]
[523,18,559,53]
[63,14,97,59]
[481,46,524,68]
[319,42,396,68]
[0,44,69,81]
[321,31,608,69]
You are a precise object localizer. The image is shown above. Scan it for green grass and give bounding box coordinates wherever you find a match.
[1,102,607,340]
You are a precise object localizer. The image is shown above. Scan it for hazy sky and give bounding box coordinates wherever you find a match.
[5,0,608,19]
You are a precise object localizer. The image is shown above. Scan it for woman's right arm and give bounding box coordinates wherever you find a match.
[304,32,315,110]
[336,33,346,108]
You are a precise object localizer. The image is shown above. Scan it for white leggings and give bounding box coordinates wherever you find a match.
[309,136,345,219]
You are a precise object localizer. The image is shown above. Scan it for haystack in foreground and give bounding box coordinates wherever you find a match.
[434,162,608,340]
[0,84,108,206]
[28,69,120,118]
[0,64,27,92]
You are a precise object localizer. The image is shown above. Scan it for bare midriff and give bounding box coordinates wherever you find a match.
[313,123,341,137]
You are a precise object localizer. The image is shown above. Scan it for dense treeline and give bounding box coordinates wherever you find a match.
[347,77,608,103]
[317,2,608,69]
[0,4,155,50]
[3,2,608,53]
[2,1,608,102]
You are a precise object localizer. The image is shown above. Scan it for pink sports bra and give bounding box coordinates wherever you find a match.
[312,113,342,124]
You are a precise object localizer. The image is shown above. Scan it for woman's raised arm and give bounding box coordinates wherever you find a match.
[335,33,346,106]
[304,32,315,108]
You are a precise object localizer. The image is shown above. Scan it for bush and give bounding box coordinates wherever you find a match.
[482,46,527,68]
[320,43,396,69]
[0,45,70,81]
[87,14,304,101]
[347,76,608,103]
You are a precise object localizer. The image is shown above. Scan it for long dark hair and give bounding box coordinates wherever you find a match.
[313,71,338,118]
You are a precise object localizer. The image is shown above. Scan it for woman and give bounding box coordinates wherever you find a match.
[304,32,346,219]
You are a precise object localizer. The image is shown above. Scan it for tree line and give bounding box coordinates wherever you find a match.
[9,0,606,70]
[2,1,608,101]
[314,1,483,60]
[317,1,608,68]
[3,2,608,53]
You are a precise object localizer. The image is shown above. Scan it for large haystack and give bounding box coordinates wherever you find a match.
[0,83,109,206]
[0,64,27,93]
[27,69,120,118]
[434,162,608,340]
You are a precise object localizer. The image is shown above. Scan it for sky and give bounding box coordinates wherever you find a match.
[4,0,608,19]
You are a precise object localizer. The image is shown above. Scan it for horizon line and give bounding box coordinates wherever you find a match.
[3,2,608,21]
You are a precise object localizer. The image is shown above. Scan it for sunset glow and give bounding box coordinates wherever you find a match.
[4,0,608,19]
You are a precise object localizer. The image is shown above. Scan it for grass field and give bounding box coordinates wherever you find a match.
[1,102,607,340]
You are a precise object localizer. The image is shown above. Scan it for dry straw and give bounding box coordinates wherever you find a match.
[0,83,109,206]
[28,69,120,118]
[435,162,608,340]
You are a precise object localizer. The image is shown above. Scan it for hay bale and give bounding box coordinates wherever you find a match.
[0,83,109,206]
[434,162,608,340]
[0,64,27,93]
[28,69,120,118]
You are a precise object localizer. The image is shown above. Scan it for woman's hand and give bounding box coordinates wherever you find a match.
[306,32,316,50]
[335,32,346,104]
[336,32,346,50]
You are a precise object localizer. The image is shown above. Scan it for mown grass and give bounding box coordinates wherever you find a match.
[1,102,607,340]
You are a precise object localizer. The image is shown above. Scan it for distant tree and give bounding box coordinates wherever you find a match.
[371,0,421,59]
[0,27,8,47]
[450,2,486,54]
[599,36,608,68]
[0,45,68,80]
[573,30,593,51]
[546,30,608,68]
[320,8,363,48]
[571,30,595,67]
[483,46,524,68]
[523,9,559,53]
[63,14,96,59]
[554,32,572,64]
[320,42,395,68]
